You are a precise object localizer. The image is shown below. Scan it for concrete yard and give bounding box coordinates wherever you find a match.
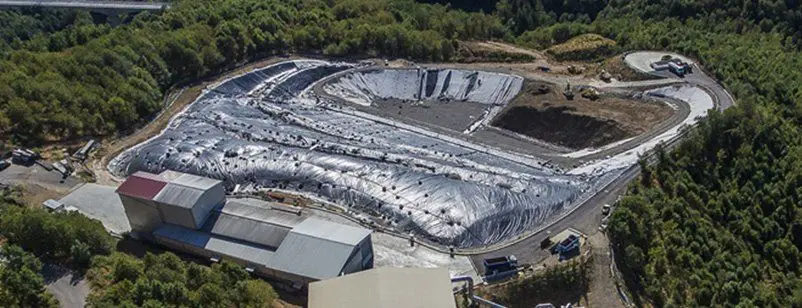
[59,183,130,234]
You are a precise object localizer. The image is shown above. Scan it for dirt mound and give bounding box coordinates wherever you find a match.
[492,81,672,149]
[547,34,617,61]
[493,106,629,149]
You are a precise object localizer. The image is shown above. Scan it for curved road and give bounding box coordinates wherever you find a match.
[470,52,735,273]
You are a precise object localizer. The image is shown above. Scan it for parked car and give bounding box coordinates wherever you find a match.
[0,160,9,171]
[602,204,611,216]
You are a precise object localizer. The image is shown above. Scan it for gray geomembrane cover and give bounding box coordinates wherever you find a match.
[110,60,600,248]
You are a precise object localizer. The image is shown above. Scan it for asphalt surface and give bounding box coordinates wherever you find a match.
[43,263,89,308]
[470,52,736,273]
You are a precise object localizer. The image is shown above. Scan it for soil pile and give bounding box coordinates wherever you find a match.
[492,81,672,149]
[494,106,630,149]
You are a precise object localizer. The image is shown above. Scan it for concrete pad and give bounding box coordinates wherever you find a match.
[59,183,131,234]
[371,232,481,282]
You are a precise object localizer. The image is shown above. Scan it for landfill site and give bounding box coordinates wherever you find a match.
[106,52,717,253]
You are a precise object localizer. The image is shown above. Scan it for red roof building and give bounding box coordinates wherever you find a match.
[115,171,168,201]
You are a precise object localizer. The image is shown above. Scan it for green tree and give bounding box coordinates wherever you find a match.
[0,245,57,308]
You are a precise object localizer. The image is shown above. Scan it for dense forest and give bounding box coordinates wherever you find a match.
[0,0,504,144]
[3,0,802,306]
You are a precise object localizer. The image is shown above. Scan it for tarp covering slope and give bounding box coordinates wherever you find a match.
[110,60,588,248]
[322,68,523,106]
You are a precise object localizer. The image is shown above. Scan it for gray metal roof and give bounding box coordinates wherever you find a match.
[267,231,357,280]
[222,198,307,228]
[204,198,307,249]
[267,218,372,280]
[151,171,222,208]
[208,213,293,249]
[172,173,221,190]
[290,217,372,245]
[154,224,275,266]
[153,182,206,209]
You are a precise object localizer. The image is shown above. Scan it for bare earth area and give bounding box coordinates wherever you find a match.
[492,80,673,149]
[370,98,489,132]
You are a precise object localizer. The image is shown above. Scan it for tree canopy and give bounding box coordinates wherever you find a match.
[0,0,506,144]
[0,245,57,308]
[0,205,115,269]
[87,252,278,307]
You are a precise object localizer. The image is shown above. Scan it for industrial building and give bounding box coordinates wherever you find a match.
[117,170,374,286]
[308,267,457,308]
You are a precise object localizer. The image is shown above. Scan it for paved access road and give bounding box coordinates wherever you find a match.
[43,264,89,308]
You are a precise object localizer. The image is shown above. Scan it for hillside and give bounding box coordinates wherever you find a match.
[2,0,802,306]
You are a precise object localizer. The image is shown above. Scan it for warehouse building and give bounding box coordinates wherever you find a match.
[308,267,457,308]
[116,170,374,286]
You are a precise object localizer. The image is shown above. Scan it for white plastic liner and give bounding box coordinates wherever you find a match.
[110,60,589,248]
[322,68,523,107]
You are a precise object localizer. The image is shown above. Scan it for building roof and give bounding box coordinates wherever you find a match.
[153,182,207,209]
[267,230,358,280]
[171,173,222,190]
[151,172,222,209]
[221,198,306,227]
[154,224,275,266]
[267,218,372,280]
[308,267,457,308]
[199,198,308,248]
[158,169,185,181]
[116,171,168,200]
[290,217,372,246]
